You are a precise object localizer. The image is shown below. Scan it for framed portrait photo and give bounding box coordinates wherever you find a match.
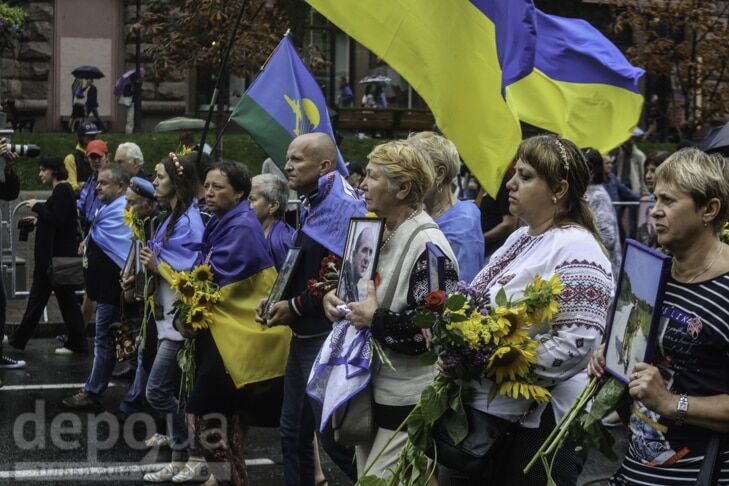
[603,239,671,384]
[426,242,446,292]
[264,247,302,320]
[336,218,385,303]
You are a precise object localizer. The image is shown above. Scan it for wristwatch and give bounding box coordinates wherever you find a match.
[675,394,689,426]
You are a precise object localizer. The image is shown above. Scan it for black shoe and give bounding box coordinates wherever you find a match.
[7,337,24,352]
[112,363,135,380]
[62,390,103,411]
[0,355,26,369]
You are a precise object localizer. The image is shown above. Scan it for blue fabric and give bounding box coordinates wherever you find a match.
[436,200,485,283]
[232,36,349,176]
[84,303,120,398]
[267,219,296,271]
[77,175,101,224]
[89,195,132,268]
[130,176,154,199]
[119,342,148,415]
[192,200,273,286]
[149,202,205,272]
[300,172,367,257]
[604,173,640,202]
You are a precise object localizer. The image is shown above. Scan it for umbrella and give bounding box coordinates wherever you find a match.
[113,68,145,96]
[358,74,391,84]
[699,122,729,155]
[72,65,105,79]
[154,117,215,133]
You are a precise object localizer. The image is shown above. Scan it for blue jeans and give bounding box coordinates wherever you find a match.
[281,336,357,486]
[119,342,147,415]
[84,303,120,398]
[146,339,189,462]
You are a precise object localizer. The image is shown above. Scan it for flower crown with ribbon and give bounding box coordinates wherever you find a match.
[169,152,184,175]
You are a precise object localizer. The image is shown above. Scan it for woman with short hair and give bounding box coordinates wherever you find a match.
[321,140,460,479]
[589,148,729,486]
[249,173,295,270]
[439,135,614,485]
[10,156,86,355]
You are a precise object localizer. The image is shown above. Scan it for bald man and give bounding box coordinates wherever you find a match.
[257,133,365,484]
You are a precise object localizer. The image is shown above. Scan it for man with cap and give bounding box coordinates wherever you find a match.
[64,121,100,193]
[78,139,109,234]
[117,176,161,409]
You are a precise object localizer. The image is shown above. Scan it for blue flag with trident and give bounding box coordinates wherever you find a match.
[230,35,348,175]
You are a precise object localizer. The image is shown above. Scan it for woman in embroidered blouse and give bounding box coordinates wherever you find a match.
[323,140,460,479]
[589,148,729,486]
[438,135,614,486]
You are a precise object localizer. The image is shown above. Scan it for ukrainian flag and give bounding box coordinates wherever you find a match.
[508,11,645,154]
[306,0,535,197]
[197,201,291,388]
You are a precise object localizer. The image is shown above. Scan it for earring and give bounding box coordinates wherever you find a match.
[437,183,443,193]
[704,222,708,227]
[552,196,557,204]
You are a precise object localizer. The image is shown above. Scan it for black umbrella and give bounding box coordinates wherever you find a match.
[699,122,729,155]
[71,65,105,79]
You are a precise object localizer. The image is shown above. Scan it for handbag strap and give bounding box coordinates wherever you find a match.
[380,222,438,309]
[695,432,725,486]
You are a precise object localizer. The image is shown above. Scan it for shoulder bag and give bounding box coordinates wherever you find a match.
[332,222,437,446]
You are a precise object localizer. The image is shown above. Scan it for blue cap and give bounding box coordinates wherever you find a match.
[130,177,155,199]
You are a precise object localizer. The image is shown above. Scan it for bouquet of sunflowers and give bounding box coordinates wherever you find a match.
[359,274,564,486]
[170,263,222,405]
[123,206,146,241]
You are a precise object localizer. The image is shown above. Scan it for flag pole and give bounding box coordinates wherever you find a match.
[196,0,266,168]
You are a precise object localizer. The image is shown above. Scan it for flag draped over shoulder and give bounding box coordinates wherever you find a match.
[90,195,132,268]
[195,201,291,388]
[149,202,205,283]
[507,11,645,154]
[229,36,348,176]
[306,0,533,197]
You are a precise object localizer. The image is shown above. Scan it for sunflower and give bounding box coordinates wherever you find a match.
[172,272,196,303]
[491,305,529,345]
[446,311,487,349]
[192,264,214,283]
[528,299,560,324]
[486,344,537,383]
[187,305,212,330]
[497,380,551,404]
[123,206,135,227]
[192,292,214,307]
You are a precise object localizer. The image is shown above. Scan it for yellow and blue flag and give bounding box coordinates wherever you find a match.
[305,0,535,197]
[508,11,645,154]
[230,35,348,175]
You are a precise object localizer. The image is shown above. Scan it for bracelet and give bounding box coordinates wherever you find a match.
[675,394,689,426]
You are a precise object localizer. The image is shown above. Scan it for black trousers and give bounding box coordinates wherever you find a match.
[0,275,6,354]
[438,404,586,486]
[10,268,87,352]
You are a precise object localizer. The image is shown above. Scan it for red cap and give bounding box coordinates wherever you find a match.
[86,139,108,157]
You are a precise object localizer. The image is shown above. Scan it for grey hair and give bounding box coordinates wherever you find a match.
[117,142,144,167]
[99,163,130,187]
[252,173,289,219]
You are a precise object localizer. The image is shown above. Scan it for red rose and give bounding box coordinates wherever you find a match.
[424,290,446,311]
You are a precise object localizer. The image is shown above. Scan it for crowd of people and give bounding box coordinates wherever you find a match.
[0,123,727,486]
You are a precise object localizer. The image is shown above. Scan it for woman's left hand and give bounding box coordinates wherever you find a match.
[346,280,377,329]
[139,246,158,273]
[628,362,674,415]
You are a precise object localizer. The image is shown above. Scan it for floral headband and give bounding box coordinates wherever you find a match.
[553,138,570,173]
[169,152,184,175]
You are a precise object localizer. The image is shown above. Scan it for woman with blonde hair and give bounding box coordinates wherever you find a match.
[439,135,614,485]
[589,148,729,486]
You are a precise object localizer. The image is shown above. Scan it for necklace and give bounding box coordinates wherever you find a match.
[381,208,420,249]
[672,243,724,283]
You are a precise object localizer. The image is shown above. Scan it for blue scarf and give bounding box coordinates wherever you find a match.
[89,195,132,268]
[77,175,101,224]
[300,172,367,256]
[149,201,204,272]
[267,219,295,271]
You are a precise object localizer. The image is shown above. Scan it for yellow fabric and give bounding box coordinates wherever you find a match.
[63,146,81,191]
[508,68,644,154]
[209,266,292,388]
[306,0,521,197]
[157,260,177,287]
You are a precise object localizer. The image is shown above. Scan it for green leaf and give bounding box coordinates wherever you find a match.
[420,386,448,425]
[358,475,388,486]
[448,313,467,323]
[413,312,436,329]
[417,351,438,366]
[495,287,507,308]
[445,293,466,311]
[442,407,469,445]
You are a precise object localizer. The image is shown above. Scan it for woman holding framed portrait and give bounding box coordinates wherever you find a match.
[322,140,460,478]
[589,148,729,486]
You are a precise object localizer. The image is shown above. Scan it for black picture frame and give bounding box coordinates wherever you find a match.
[603,239,671,384]
[264,247,302,320]
[426,242,446,292]
[336,218,385,303]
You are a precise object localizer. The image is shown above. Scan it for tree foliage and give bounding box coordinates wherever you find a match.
[606,0,729,138]
[140,0,289,80]
[0,2,26,51]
